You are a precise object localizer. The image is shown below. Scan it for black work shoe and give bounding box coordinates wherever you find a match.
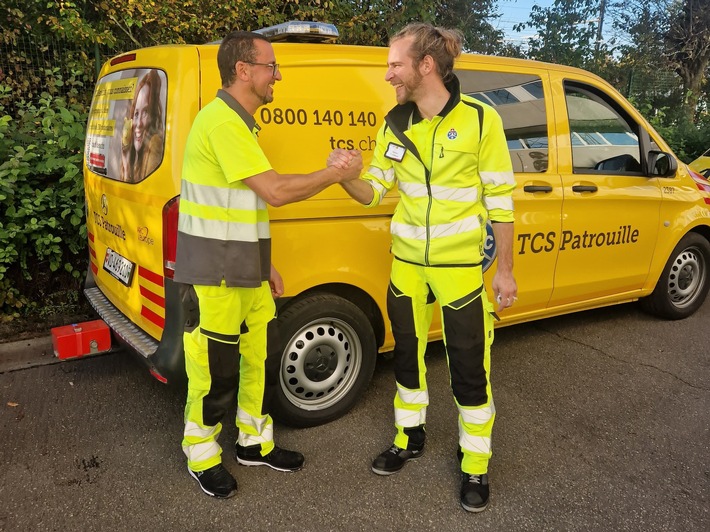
[371,444,424,475]
[460,473,490,512]
[188,463,237,499]
[235,444,304,472]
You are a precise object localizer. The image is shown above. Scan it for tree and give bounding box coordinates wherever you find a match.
[513,0,612,70]
[613,3,675,101]
[665,0,710,123]
[608,0,709,158]
[431,0,503,54]
[323,1,502,51]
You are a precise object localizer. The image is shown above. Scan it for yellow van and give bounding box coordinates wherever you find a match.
[690,148,710,179]
[83,22,710,427]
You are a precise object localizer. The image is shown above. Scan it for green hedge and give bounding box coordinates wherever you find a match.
[0,71,89,318]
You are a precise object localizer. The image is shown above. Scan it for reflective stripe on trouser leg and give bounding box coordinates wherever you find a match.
[235,282,278,455]
[182,282,250,471]
[458,402,495,474]
[435,268,496,474]
[388,259,435,450]
[182,332,240,471]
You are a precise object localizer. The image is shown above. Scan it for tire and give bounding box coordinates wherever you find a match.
[271,294,378,428]
[640,233,710,320]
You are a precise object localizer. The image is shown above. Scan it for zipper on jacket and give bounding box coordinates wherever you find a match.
[425,122,444,266]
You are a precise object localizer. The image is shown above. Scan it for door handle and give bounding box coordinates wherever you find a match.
[523,185,553,193]
[572,185,598,193]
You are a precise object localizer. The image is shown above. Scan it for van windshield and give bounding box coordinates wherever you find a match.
[85,68,167,184]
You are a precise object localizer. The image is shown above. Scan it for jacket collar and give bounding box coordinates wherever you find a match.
[216,89,261,134]
[386,74,462,131]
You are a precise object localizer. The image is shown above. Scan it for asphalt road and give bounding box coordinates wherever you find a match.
[1,301,708,531]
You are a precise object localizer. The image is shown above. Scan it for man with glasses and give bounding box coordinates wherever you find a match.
[174,30,362,499]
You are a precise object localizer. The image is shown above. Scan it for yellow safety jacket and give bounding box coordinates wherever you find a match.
[362,76,515,267]
[175,90,272,288]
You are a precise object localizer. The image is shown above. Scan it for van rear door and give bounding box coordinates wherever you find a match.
[84,47,200,345]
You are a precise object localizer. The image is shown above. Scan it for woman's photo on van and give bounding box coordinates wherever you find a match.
[120,69,165,183]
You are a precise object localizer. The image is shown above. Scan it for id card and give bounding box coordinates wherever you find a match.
[385,142,406,162]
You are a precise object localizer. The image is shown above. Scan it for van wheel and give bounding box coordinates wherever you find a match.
[272,294,377,428]
[640,233,710,319]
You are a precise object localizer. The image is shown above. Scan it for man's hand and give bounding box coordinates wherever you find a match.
[490,222,516,312]
[328,149,362,181]
[491,270,517,312]
[269,263,284,299]
[327,148,353,169]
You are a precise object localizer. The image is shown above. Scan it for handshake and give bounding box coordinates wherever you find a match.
[327,148,363,182]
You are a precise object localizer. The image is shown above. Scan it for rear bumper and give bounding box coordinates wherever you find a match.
[84,269,187,384]
[84,286,159,358]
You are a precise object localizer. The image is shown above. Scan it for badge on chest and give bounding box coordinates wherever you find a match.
[385,142,406,162]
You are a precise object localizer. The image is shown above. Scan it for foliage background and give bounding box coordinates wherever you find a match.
[0,0,708,325]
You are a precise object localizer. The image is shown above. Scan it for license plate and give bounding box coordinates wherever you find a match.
[103,248,135,286]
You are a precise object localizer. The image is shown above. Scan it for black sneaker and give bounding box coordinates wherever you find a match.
[460,473,490,512]
[235,444,304,472]
[371,444,424,475]
[188,463,237,499]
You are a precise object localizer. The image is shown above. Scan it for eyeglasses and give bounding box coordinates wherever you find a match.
[244,62,280,76]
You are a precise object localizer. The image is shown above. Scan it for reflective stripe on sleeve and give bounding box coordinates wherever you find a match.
[370,180,388,199]
[483,196,514,212]
[367,166,395,184]
[480,170,515,187]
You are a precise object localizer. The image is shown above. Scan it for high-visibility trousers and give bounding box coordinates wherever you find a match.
[387,259,496,475]
[181,281,280,472]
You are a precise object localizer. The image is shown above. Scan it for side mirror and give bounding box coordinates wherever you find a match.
[647,150,677,177]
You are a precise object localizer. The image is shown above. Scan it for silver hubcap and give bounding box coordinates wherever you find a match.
[280,318,362,411]
[667,246,705,308]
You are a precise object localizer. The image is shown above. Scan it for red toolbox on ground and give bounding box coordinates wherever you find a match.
[51,320,112,360]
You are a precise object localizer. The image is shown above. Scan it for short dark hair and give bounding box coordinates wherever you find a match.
[217,31,270,87]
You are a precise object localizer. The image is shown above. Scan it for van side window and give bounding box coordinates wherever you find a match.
[456,71,548,173]
[85,68,167,184]
[564,82,642,175]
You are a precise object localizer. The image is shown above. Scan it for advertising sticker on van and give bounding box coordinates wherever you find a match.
[85,68,167,184]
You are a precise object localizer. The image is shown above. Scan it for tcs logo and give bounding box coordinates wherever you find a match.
[482,221,496,272]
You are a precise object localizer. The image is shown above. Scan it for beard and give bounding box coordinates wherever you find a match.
[395,69,424,105]
[252,83,274,106]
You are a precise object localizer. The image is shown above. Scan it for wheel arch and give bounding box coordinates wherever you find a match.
[277,283,386,350]
[688,224,710,245]
[640,226,710,319]
[646,223,710,292]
